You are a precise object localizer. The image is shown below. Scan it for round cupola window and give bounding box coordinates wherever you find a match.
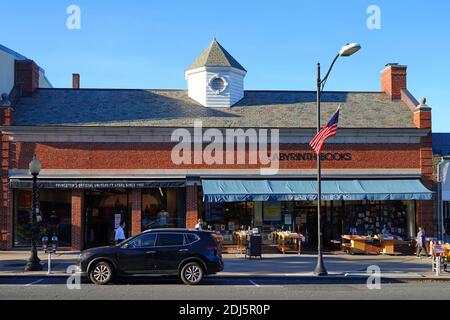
[209,76,228,94]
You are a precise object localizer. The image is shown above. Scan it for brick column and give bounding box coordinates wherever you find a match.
[71,190,84,251]
[186,185,199,229]
[131,189,142,236]
[413,99,434,236]
[0,105,13,250]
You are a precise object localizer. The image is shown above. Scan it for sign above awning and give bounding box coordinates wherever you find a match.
[9,180,185,189]
[202,179,433,203]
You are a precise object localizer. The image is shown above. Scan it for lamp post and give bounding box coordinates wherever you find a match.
[24,155,43,271]
[314,43,361,276]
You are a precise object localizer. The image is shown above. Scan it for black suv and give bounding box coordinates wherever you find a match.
[77,229,223,285]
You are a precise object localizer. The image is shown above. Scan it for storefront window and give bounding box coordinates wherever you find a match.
[200,199,417,247]
[343,200,415,240]
[141,188,185,230]
[85,189,131,248]
[14,189,72,247]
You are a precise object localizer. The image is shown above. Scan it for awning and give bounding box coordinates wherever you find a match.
[9,180,186,189]
[202,179,433,203]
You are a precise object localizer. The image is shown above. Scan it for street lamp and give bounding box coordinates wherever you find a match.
[314,43,361,276]
[24,155,43,271]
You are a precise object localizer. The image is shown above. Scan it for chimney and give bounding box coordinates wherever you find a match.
[14,60,40,97]
[381,63,407,99]
[72,73,80,89]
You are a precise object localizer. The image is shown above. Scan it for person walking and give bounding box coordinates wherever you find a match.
[416,226,428,258]
[115,221,126,245]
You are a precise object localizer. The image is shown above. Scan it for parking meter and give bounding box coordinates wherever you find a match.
[43,235,58,275]
[51,235,58,253]
[42,236,49,252]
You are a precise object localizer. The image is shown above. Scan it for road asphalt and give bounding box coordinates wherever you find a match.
[0,275,449,300]
[1,251,449,300]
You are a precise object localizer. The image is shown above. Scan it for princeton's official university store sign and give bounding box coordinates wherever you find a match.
[0,39,435,251]
[9,180,186,190]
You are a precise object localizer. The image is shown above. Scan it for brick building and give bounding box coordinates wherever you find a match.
[0,40,434,250]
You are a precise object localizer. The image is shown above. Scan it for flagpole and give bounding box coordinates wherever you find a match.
[314,62,328,276]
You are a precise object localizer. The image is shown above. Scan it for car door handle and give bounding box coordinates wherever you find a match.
[146,251,156,254]
[179,249,189,252]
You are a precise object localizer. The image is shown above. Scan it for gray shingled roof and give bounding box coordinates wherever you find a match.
[11,89,415,128]
[187,39,246,72]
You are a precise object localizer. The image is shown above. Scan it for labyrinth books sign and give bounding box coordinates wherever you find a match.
[278,152,352,161]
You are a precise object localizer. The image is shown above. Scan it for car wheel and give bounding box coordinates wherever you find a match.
[89,261,114,285]
[180,262,204,285]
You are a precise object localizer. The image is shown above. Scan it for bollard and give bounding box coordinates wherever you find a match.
[436,256,441,276]
[48,252,52,275]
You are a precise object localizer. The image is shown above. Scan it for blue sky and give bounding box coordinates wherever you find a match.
[1,0,449,131]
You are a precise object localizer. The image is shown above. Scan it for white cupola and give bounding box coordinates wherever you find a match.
[185,38,246,108]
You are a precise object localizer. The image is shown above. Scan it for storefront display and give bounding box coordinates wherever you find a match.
[14,189,72,247]
[201,199,417,250]
[141,188,186,230]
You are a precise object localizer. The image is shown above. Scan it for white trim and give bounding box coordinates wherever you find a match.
[1,126,429,143]
[9,168,421,180]
[185,66,247,79]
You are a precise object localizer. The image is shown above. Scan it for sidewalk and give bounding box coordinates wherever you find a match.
[220,253,450,279]
[0,251,79,277]
[1,251,448,280]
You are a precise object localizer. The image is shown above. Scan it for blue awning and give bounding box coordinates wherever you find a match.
[202,179,433,203]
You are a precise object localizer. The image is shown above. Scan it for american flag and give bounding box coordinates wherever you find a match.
[309,107,340,155]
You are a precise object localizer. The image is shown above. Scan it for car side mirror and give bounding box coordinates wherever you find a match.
[121,243,130,249]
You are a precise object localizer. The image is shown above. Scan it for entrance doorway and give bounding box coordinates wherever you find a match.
[84,189,131,248]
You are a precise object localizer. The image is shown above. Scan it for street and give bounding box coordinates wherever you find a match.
[0,275,449,300]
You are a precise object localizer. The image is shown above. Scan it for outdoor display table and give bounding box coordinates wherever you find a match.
[277,231,304,254]
[443,243,450,271]
[341,235,381,255]
[376,235,412,255]
[271,231,280,244]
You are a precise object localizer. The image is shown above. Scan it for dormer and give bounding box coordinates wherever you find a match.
[185,38,246,108]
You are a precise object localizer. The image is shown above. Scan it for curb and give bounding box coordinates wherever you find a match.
[1,273,450,282]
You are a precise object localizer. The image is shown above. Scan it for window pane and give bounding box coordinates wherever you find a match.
[157,233,184,246]
[141,188,186,230]
[186,234,199,244]
[129,233,156,248]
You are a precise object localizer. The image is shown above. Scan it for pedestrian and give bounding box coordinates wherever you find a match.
[381,224,390,235]
[115,221,126,245]
[195,219,203,230]
[416,226,428,258]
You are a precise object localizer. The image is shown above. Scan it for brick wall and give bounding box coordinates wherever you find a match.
[186,185,199,229]
[71,190,84,250]
[413,102,434,236]
[0,107,13,250]
[12,142,421,171]
[131,189,142,236]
